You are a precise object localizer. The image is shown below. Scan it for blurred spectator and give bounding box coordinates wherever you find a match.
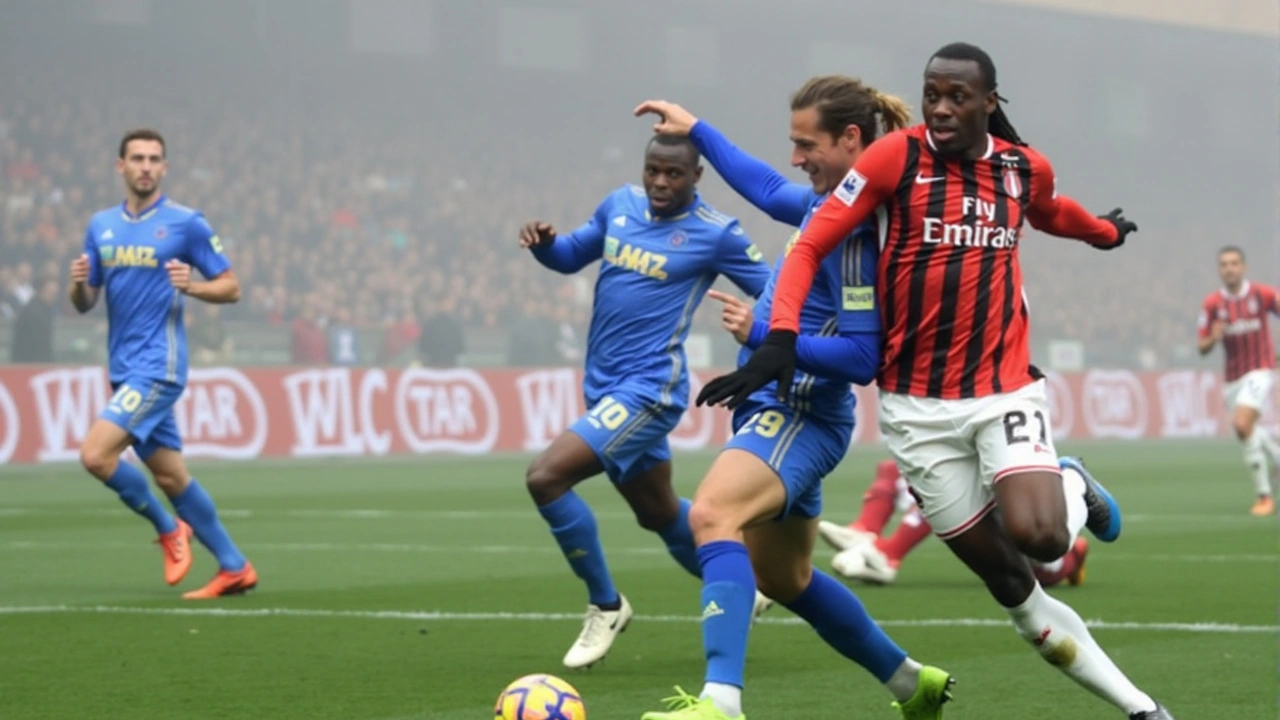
[10,275,58,363]
[380,307,420,365]
[328,307,360,366]
[418,298,464,367]
[291,296,328,365]
[188,303,233,366]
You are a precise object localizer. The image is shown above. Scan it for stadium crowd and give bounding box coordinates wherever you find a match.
[0,89,1217,368]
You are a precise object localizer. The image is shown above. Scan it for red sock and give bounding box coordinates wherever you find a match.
[874,510,933,564]
[850,460,900,535]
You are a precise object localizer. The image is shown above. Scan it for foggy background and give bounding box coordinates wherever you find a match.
[0,0,1275,373]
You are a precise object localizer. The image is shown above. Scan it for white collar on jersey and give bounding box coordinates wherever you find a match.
[925,131,994,160]
[1220,280,1252,299]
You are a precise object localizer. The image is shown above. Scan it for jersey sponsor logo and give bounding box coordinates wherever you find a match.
[842,286,875,311]
[923,197,1019,249]
[833,169,867,206]
[603,236,669,280]
[1225,318,1263,335]
[99,244,159,268]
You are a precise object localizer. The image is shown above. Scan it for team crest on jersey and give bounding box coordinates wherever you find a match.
[155,226,167,240]
[1247,296,1258,314]
[1002,168,1022,199]
[668,230,687,247]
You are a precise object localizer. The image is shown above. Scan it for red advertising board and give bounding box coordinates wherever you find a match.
[0,366,1271,464]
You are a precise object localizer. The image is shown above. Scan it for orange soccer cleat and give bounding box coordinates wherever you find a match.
[1250,496,1275,517]
[182,562,259,600]
[156,520,194,586]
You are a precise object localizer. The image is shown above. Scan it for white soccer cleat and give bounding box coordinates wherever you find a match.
[562,594,633,670]
[832,543,899,585]
[817,520,876,552]
[752,590,775,621]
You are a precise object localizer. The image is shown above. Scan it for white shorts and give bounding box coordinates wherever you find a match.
[1224,369,1275,413]
[878,379,1062,539]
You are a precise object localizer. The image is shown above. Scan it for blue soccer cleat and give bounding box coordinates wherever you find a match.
[1060,456,1122,543]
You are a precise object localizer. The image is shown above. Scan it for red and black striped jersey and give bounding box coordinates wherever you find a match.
[1198,281,1278,382]
[768,125,1119,400]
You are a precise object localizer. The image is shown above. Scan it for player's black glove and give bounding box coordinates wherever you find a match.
[696,330,796,410]
[1092,208,1137,251]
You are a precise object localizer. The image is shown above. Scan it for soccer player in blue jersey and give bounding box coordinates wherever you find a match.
[68,128,255,599]
[633,80,952,720]
[518,133,772,669]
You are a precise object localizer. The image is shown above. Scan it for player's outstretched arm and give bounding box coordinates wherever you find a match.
[520,213,605,275]
[708,290,879,386]
[1023,151,1136,248]
[636,100,811,226]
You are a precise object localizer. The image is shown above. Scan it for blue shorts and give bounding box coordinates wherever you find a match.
[568,388,683,484]
[725,400,852,519]
[101,378,184,460]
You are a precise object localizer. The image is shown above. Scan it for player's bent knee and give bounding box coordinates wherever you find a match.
[1003,514,1069,563]
[525,458,572,505]
[1233,419,1255,441]
[688,497,745,544]
[79,444,117,480]
[151,473,187,497]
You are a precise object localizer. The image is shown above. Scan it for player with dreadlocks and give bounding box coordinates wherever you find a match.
[697,42,1172,719]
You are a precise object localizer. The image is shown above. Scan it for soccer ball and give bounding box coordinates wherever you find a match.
[494,674,586,720]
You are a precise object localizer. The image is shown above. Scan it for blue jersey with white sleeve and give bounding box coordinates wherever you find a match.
[532,185,769,409]
[83,195,231,387]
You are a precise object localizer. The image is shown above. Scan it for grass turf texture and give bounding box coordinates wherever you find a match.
[0,440,1274,719]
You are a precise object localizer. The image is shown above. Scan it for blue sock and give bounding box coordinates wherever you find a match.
[172,479,246,572]
[657,498,700,578]
[698,540,755,689]
[104,462,177,535]
[538,492,619,607]
[784,569,908,682]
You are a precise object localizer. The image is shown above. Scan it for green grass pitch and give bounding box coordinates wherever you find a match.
[0,440,1275,719]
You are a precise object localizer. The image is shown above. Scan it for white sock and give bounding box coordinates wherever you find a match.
[1033,557,1064,573]
[1006,583,1157,714]
[883,657,922,702]
[1257,426,1280,467]
[1243,429,1271,497]
[701,682,741,717]
[1060,466,1088,549]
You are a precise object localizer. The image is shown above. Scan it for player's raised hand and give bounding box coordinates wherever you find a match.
[696,330,797,409]
[1094,208,1137,250]
[165,259,192,293]
[707,289,754,345]
[69,253,90,284]
[633,100,698,137]
[518,221,557,249]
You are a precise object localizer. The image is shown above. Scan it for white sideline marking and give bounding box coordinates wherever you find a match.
[4,540,1275,563]
[0,604,1272,634]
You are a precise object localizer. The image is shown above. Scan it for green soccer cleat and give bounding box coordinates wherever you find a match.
[890,666,955,719]
[640,687,745,720]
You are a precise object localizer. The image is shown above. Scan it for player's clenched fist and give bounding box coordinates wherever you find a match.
[518,221,557,249]
[633,100,698,137]
[165,259,192,293]
[707,289,753,345]
[69,253,91,284]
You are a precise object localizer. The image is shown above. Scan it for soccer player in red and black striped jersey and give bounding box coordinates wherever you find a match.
[1197,246,1280,515]
[699,43,1172,720]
